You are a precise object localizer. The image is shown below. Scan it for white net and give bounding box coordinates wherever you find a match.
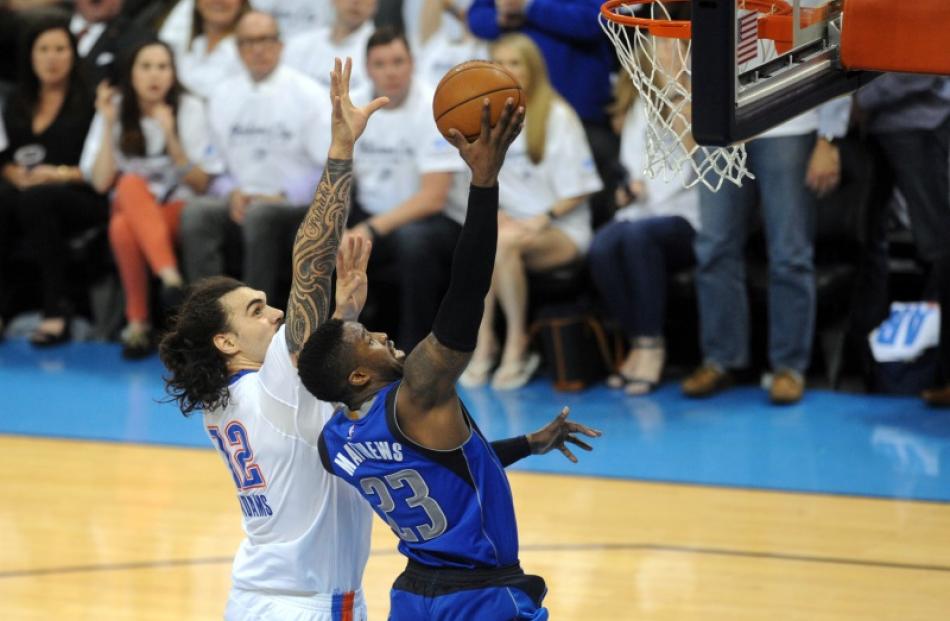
[600,2,754,191]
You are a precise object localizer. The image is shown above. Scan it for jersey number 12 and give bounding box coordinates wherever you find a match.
[208,422,266,491]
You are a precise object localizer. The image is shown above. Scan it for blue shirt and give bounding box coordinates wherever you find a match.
[468,0,616,125]
[318,382,520,569]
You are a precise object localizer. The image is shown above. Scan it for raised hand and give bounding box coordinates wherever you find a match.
[329,57,389,158]
[95,80,118,124]
[526,407,602,463]
[333,235,372,322]
[443,97,524,187]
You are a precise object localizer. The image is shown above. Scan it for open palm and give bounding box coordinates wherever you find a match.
[330,57,389,148]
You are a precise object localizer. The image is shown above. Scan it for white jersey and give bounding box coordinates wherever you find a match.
[352,80,469,223]
[284,22,374,94]
[79,94,224,201]
[498,99,603,252]
[208,65,331,203]
[203,326,373,597]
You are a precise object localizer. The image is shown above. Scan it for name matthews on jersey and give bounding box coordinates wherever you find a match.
[334,441,404,476]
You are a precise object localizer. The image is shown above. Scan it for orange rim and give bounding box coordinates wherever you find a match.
[600,0,792,39]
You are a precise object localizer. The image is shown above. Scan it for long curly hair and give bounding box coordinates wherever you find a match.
[159,276,245,416]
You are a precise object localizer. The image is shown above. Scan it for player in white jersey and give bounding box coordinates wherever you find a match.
[159,58,389,621]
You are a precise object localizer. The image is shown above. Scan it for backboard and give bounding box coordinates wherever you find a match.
[690,0,876,146]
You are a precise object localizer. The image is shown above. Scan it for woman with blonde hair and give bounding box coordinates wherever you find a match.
[460,33,602,390]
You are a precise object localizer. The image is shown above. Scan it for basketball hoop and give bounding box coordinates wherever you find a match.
[599,0,788,191]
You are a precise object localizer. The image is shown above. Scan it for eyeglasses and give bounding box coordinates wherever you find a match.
[237,35,280,49]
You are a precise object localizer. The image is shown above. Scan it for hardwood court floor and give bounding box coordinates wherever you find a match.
[2,435,949,620]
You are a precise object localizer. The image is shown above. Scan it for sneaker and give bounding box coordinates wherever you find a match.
[769,369,805,405]
[922,384,950,408]
[681,363,733,398]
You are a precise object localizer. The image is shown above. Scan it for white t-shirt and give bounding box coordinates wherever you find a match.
[353,80,469,223]
[252,0,336,38]
[284,22,374,93]
[79,94,224,201]
[498,99,603,252]
[617,100,699,229]
[416,28,490,91]
[158,0,195,59]
[209,65,331,203]
[204,326,373,595]
[176,34,244,101]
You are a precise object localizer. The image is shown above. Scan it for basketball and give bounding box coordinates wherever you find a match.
[432,60,525,142]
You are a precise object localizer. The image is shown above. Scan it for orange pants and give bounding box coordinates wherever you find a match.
[108,174,183,323]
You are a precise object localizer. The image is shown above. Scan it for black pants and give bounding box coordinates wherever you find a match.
[350,206,462,350]
[871,117,950,380]
[13,183,108,317]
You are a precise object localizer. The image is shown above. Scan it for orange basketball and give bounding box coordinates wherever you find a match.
[433,60,525,142]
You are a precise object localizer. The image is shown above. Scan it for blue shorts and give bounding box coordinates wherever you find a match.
[388,560,548,621]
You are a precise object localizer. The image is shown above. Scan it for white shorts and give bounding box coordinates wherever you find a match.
[224,587,368,621]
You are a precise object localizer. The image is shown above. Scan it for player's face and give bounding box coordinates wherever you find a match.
[345,322,405,383]
[491,43,529,91]
[366,39,413,103]
[236,13,283,82]
[131,44,175,106]
[217,287,284,363]
[31,29,73,88]
[333,0,376,30]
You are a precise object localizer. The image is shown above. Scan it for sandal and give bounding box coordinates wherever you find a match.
[491,352,541,391]
[29,319,71,348]
[459,356,496,388]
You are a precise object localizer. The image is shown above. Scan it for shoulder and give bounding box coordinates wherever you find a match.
[208,73,249,109]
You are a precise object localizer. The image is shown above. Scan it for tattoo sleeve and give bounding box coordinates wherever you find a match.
[284,158,352,355]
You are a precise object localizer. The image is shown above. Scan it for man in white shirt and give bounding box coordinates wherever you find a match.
[180,11,332,306]
[284,0,377,94]
[344,27,469,350]
[160,57,389,621]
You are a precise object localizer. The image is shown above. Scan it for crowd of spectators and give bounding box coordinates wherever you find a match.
[0,0,948,406]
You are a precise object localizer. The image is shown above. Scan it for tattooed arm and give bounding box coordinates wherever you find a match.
[284,57,388,357]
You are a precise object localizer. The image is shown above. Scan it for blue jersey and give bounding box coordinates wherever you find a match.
[318,381,520,569]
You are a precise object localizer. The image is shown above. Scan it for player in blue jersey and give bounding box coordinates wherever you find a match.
[296,98,602,620]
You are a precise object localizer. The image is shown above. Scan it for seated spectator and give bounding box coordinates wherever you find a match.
[460,33,602,390]
[283,0,376,93]
[854,75,950,406]
[588,74,698,395]
[80,40,222,358]
[69,0,155,85]
[251,0,335,37]
[412,0,488,88]
[179,10,331,306]
[467,0,617,196]
[346,27,469,350]
[0,16,107,346]
[166,0,249,100]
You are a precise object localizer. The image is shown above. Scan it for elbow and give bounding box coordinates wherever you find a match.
[91,176,113,195]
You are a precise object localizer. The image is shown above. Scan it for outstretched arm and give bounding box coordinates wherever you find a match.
[396,99,523,445]
[284,57,388,357]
